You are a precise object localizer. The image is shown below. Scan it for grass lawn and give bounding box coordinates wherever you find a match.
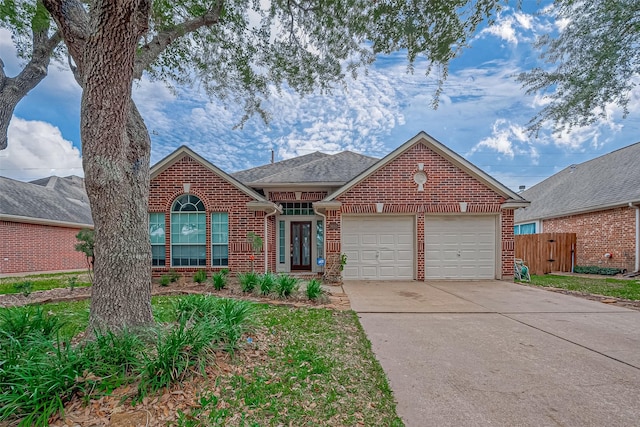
[0,295,403,426]
[528,274,640,300]
[0,273,91,295]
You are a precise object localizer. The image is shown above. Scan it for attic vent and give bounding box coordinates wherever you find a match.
[569,164,576,172]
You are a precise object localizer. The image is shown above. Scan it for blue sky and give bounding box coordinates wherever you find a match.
[1,1,639,191]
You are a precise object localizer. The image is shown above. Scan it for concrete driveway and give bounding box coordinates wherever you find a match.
[344,280,640,427]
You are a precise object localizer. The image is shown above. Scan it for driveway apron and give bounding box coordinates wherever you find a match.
[344,280,640,427]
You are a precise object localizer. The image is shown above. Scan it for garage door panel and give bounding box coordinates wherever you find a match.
[343,216,414,280]
[425,216,496,280]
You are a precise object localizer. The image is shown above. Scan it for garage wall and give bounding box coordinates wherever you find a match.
[331,141,515,280]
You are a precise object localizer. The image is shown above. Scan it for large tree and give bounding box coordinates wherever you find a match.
[3,0,501,332]
[518,0,640,134]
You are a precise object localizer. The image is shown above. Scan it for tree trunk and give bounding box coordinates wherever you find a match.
[77,0,154,332]
[86,102,154,332]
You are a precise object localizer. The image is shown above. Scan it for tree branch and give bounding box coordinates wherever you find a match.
[133,5,224,79]
[42,0,90,75]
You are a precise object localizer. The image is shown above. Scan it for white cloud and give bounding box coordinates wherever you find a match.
[468,119,538,162]
[481,16,519,45]
[0,117,83,181]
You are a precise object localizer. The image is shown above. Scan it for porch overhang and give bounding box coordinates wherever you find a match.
[246,201,282,213]
[312,201,342,211]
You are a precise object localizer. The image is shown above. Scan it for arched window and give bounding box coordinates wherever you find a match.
[171,194,206,266]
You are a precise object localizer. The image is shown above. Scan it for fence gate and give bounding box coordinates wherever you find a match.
[515,233,577,275]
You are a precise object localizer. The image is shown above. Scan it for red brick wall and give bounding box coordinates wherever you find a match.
[543,207,636,271]
[331,142,514,280]
[0,221,88,274]
[150,154,270,276]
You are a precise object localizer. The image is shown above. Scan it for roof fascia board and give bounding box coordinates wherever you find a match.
[501,200,531,209]
[150,146,269,203]
[248,182,344,189]
[519,199,640,222]
[325,131,525,202]
[0,214,93,229]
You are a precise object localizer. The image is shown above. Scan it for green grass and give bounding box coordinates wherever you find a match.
[180,306,404,426]
[0,277,91,295]
[1,296,403,426]
[529,274,640,300]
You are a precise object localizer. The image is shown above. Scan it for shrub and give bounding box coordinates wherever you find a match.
[193,269,208,284]
[159,275,171,286]
[573,266,623,276]
[213,299,255,350]
[212,271,227,290]
[305,278,323,300]
[168,269,181,283]
[237,271,259,293]
[13,281,33,297]
[0,306,64,341]
[275,274,299,298]
[67,276,79,291]
[138,318,219,396]
[259,272,277,295]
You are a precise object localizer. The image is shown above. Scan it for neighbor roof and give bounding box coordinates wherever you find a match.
[0,175,93,227]
[235,151,379,186]
[515,141,640,223]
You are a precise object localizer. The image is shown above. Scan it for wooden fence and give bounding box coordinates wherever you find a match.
[515,233,577,275]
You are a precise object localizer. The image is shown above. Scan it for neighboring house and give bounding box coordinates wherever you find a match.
[514,142,640,273]
[150,132,528,280]
[0,175,93,274]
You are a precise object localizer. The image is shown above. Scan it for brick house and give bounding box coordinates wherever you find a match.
[151,132,528,280]
[0,175,93,274]
[514,142,640,273]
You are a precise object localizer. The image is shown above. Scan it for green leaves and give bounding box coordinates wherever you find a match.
[518,0,640,133]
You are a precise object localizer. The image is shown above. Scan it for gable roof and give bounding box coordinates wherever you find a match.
[515,142,640,222]
[150,146,272,203]
[0,175,93,227]
[232,151,330,183]
[324,131,528,205]
[237,151,379,186]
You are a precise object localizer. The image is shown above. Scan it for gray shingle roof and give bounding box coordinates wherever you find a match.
[0,175,93,226]
[232,152,330,183]
[514,142,640,222]
[233,151,379,185]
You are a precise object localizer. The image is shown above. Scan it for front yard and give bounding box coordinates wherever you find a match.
[0,274,402,426]
[525,274,640,308]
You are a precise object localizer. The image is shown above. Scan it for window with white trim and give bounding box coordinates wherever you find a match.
[150,213,166,266]
[211,212,229,266]
[171,195,206,266]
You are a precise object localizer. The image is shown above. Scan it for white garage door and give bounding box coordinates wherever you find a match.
[342,216,414,280]
[425,216,496,279]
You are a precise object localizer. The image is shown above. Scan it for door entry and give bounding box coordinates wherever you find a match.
[291,221,311,270]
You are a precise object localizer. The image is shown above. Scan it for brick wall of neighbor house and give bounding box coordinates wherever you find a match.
[543,206,637,271]
[0,221,88,274]
[150,155,269,276]
[330,142,515,280]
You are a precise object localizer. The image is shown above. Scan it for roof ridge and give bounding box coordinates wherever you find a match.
[251,152,341,183]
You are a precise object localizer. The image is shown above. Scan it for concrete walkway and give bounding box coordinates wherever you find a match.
[344,280,640,427]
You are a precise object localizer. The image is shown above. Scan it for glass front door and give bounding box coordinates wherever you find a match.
[291,221,312,270]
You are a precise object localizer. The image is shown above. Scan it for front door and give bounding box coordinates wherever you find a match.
[291,221,312,270]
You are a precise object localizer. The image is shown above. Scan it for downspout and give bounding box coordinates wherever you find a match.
[264,207,279,273]
[314,206,327,274]
[631,203,640,273]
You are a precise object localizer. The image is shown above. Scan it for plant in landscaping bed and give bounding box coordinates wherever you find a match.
[168,269,181,283]
[247,232,263,272]
[212,271,227,290]
[172,294,220,322]
[193,269,208,284]
[159,275,171,286]
[259,272,277,295]
[237,271,259,293]
[74,228,95,283]
[67,276,79,291]
[305,278,324,300]
[212,298,255,349]
[573,265,624,276]
[12,281,33,297]
[275,274,299,298]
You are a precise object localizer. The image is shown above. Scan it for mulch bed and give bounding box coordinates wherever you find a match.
[0,278,351,310]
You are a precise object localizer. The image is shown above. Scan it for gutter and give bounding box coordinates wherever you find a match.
[631,203,640,273]
[0,214,93,230]
[313,205,327,271]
